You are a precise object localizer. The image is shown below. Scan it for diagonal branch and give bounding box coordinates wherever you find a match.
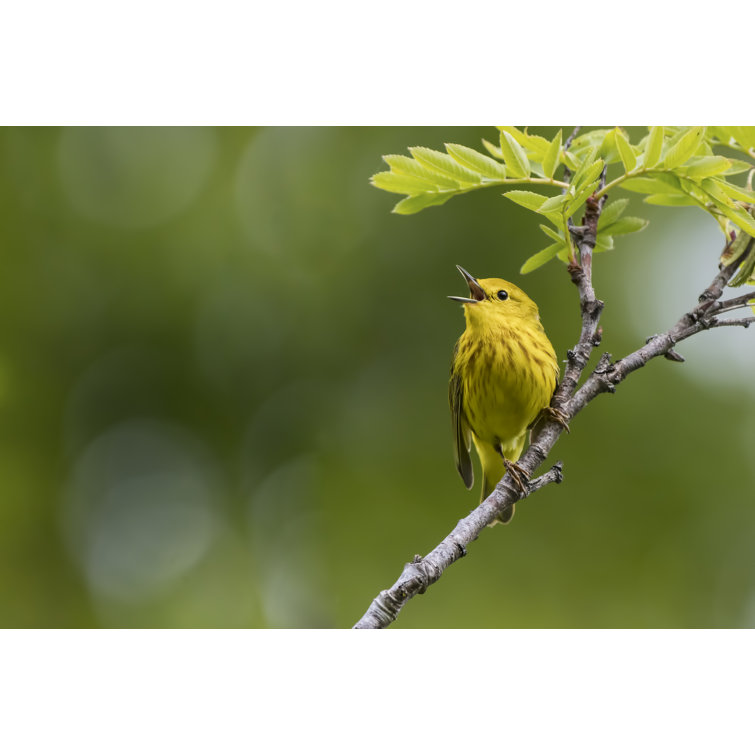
[567,256,746,414]
[354,238,751,628]
[354,190,608,629]
[352,464,563,629]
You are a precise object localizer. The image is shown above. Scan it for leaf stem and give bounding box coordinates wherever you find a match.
[594,172,637,199]
[499,177,570,189]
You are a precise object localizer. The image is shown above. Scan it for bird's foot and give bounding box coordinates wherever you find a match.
[503,459,530,497]
[542,405,570,433]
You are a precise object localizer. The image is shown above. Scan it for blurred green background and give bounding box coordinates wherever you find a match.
[1,126,754,628]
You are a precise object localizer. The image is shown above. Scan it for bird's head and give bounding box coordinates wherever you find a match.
[448,265,540,329]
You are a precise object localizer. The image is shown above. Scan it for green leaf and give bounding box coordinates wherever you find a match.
[643,126,664,169]
[538,194,568,214]
[541,129,562,179]
[570,130,612,163]
[622,174,682,194]
[680,156,732,178]
[729,127,755,150]
[601,216,649,235]
[675,176,711,204]
[712,127,755,151]
[503,190,549,211]
[383,155,460,189]
[730,257,755,287]
[541,211,567,228]
[662,126,705,169]
[643,193,699,207]
[562,151,578,171]
[594,234,614,253]
[445,143,507,179]
[729,227,755,285]
[723,159,754,176]
[597,198,629,230]
[575,158,604,191]
[392,193,454,215]
[699,178,738,206]
[482,138,504,159]
[621,177,663,194]
[614,129,636,172]
[499,131,530,178]
[499,127,550,160]
[520,242,564,274]
[708,127,733,145]
[571,147,600,186]
[706,197,755,236]
[597,129,621,164]
[527,161,547,179]
[409,147,481,184]
[520,129,551,157]
[570,129,611,148]
[567,179,600,214]
[539,223,564,244]
[371,170,443,194]
[720,225,754,267]
[704,178,755,204]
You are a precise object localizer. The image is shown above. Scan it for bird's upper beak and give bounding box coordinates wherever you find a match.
[448,265,486,304]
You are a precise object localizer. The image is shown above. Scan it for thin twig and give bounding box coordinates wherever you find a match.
[564,126,581,152]
[705,316,754,329]
[713,291,755,314]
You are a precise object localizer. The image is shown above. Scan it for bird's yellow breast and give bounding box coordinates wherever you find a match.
[455,321,557,454]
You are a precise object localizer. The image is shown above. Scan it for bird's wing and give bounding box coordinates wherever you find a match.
[449,367,473,489]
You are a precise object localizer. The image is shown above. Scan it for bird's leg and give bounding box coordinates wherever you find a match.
[500,455,530,497]
[541,405,570,433]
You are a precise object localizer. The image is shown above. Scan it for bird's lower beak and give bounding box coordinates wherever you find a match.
[448,265,486,304]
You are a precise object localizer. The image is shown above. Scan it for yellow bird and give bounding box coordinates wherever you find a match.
[449,266,559,523]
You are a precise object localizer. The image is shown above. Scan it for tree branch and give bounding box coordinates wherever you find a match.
[354,177,753,628]
[352,463,564,629]
[711,290,755,315]
[563,126,581,152]
[568,255,746,415]
[354,190,608,630]
[706,317,755,329]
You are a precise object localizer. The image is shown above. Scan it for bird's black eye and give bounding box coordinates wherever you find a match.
[496,290,508,301]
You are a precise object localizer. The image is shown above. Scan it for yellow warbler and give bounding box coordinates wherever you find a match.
[449,266,559,523]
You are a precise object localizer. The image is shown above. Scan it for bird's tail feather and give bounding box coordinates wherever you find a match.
[477,444,515,525]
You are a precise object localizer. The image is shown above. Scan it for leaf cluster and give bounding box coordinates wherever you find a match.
[370,127,755,276]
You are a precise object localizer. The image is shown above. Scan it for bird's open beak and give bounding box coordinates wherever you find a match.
[448,265,486,304]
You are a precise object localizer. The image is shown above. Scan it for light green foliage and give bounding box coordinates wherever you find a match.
[643,126,664,168]
[370,126,755,277]
[615,129,637,172]
[445,143,507,179]
[721,205,755,290]
[370,128,570,221]
[541,129,562,180]
[499,131,531,178]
